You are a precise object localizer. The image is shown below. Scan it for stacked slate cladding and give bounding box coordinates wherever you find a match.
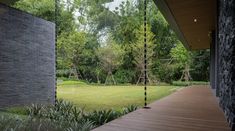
[218,0,235,129]
[0,4,55,108]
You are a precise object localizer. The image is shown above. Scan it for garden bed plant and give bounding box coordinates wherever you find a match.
[0,99,138,131]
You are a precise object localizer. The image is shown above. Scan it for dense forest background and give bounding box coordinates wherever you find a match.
[13,0,210,84]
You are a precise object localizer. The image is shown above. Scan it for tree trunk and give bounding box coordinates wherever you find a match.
[180,64,191,82]
[136,67,151,85]
[96,73,100,84]
[105,70,116,85]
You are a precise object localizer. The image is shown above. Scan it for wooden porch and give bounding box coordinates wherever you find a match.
[93,86,230,131]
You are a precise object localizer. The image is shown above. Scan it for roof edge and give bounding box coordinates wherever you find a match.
[154,0,191,50]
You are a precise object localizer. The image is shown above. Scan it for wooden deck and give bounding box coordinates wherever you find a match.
[93,86,230,131]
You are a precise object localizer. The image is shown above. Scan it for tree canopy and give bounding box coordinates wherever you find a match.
[13,0,210,84]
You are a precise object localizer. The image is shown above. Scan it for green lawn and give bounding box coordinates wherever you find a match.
[57,81,180,111]
[0,111,26,118]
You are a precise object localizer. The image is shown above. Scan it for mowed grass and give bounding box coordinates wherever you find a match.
[57,81,180,111]
[0,111,26,118]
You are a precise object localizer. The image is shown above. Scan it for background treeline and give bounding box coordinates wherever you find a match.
[14,0,210,84]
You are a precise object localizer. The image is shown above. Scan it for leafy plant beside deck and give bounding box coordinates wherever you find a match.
[1,100,138,131]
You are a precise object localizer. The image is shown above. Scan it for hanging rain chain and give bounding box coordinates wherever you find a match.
[144,0,147,107]
[143,0,150,109]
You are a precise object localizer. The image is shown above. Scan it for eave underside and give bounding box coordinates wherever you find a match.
[154,0,216,50]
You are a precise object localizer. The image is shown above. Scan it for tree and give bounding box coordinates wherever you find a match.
[14,0,55,21]
[190,50,210,81]
[14,0,78,35]
[170,42,192,81]
[57,31,86,79]
[96,38,124,85]
[132,25,155,84]
[14,0,210,83]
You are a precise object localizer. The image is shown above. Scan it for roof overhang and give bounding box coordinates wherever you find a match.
[154,0,216,50]
[0,0,19,5]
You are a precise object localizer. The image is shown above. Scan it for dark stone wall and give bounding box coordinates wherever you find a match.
[218,0,235,129]
[210,32,216,90]
[0,4,55,108]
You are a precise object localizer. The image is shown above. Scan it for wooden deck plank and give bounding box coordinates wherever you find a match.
[92,86,230,131]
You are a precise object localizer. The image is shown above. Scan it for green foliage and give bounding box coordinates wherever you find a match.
[0,116,22,131]
[56,69,71,78]
[114,69,136,84]
[84,110,121,126]
[96,39,124,72]
[132,24,155,71]
[6,107,28,116]
[155,63,174,84]
[14,0,210,83]
[190,50,210,81]
[96,39,124,84]
[3,100,139,130]
[14,0,77,34]
[0,116,62,131]
[0,115,95,131]
[170,42,192,68]
[170,42,193,81]
[151,11,176,58]
[65,120,95,131]
[27,104,45,117]
[122,105,138,115]
[14,0,55,21]
[57,32,87,68]
[57,85,177,111]
[172,81,209,86]
[57,80,88,86]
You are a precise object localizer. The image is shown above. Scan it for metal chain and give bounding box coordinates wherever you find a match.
[144,0,148,108]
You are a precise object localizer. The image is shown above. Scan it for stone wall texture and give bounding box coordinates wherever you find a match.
[0,4,55,108]
[218,0,235,129]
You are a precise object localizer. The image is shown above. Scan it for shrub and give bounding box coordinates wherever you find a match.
[65,120,95,131]
[84,109,121,126]
[3,100,139,130]
[6,107,28,115]
[57,80,88,86]
[27,104,45,117]
[0,116,62,131]
[0,116,22,130]
[172,81,209,86]
[56,69,70,78]
[152,62,175,84]
[114,69,137,84]
[122,105,138,115]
